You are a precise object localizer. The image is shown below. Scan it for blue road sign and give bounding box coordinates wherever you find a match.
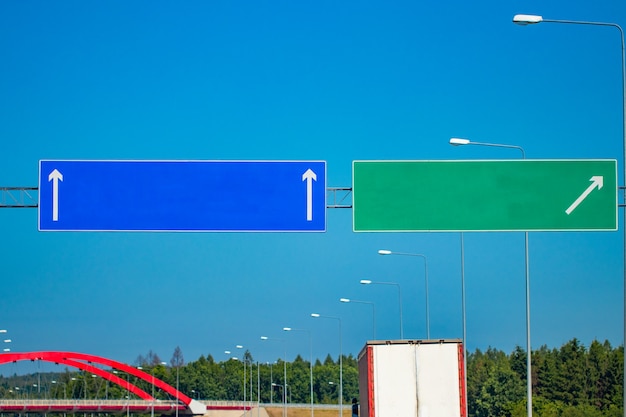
[38,160,326,232]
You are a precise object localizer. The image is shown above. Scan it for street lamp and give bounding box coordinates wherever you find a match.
[267,362,275,404]
[138,365,161,417]
[514,16,626,417]
[450,137,528,417]
[449,138,526,157]
[311,313,342,417]
[261,336,287,417]
[271,382,285,408]
[378,249,430,339]
[166,361,182,417]
[116,371,130,417]
[339,298,376,339]
[283,327,314,417]
[360,279,403,339]
[70,377,77,399]
[147,363,166,417]
[235,345,246,413]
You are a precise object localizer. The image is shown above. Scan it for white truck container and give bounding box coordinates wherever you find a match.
[357,339,466,417]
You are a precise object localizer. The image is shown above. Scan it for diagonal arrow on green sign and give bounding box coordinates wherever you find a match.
[353,160,618,232]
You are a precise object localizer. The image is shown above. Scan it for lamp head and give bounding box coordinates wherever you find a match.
[449,138,470,146]
[311,313,320,318]
[236,344,243,348]
[513,14,543,25]
[378,249,392,255]
[283,327,292,331]
[360,279,372,285]
[260,336,268,340]
[340,298,350,303]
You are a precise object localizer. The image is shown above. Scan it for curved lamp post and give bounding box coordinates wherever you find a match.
[261,336,287,417]
[311,313,342,417]
[378,250,430,339]
[360,279,403,339]
[235,344,246,414]
[283,327,314,417]
[450,137,529,417]
[339,298,376,339]
[514,16,626,417]
[449,138,525,157]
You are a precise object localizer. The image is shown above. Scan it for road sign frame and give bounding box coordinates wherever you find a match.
[353,159,618,232]
[39,160,327,232]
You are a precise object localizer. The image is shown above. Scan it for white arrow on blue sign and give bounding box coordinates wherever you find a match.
[38,160,327,232]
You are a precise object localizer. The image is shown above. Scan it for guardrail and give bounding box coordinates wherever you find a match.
[0,399,350,413]
[259,403,349,410]
[0,399,184,414]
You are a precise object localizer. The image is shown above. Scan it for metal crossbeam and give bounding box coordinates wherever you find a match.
[326,187,352,209]
[0,187,38,208]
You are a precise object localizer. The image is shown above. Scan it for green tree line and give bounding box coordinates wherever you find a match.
[0,339,623,416]
[468,339,623,417]
[0,350,359,406]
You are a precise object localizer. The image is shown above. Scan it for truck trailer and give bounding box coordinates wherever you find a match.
[357,339,466,417]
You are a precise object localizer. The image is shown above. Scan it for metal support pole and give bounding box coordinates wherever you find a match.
[450,138,527,415]
[513,15,626,417]
[461,232,468,417]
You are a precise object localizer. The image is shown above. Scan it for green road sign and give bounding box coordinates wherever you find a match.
[353,160,618,232]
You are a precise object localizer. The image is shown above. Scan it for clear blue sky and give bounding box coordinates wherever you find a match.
[0,0,625,374]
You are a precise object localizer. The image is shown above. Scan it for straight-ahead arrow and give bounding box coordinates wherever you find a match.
[48,169,63,221]
[302,169,317,221]
[565,176,603,215]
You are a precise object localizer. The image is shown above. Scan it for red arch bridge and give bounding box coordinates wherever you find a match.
[0,351,251,415]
